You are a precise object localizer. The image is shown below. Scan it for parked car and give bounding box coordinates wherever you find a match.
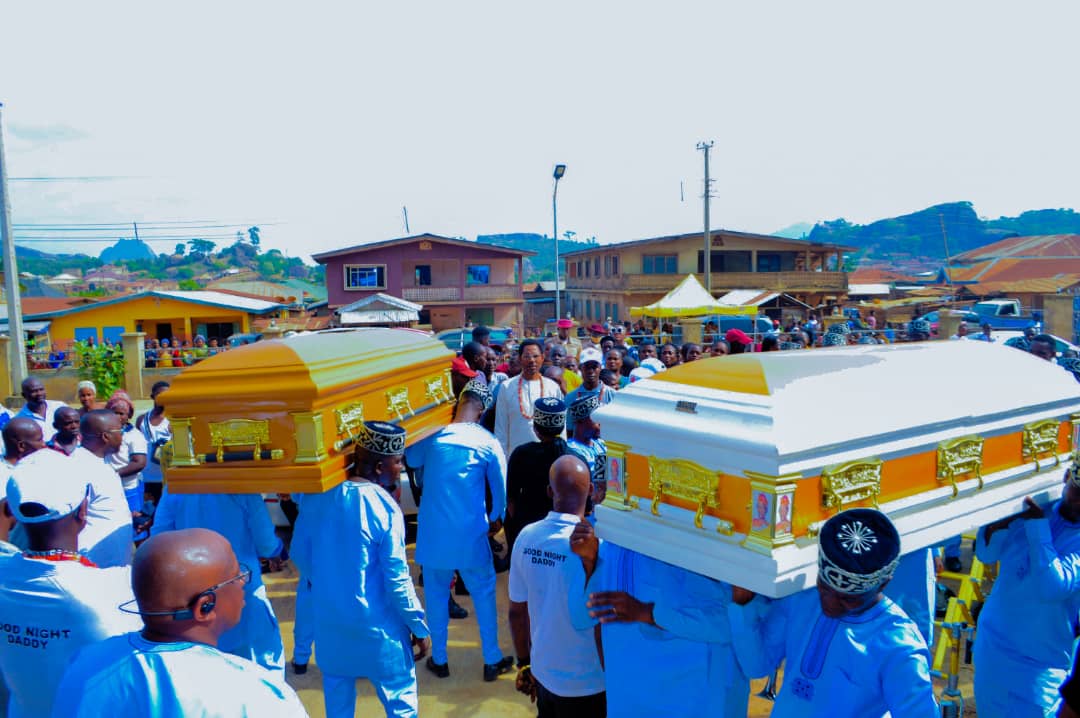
[227,333,263,348]
[913,310,982,337]
[435,327,514,353]
[972,299,1043,331]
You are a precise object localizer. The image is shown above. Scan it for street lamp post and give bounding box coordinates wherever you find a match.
[552,164,566,323]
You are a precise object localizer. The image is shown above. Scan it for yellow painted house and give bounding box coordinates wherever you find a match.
[29,290,286,346]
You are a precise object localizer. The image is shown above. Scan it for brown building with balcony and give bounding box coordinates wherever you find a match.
[313,233,534,332]
[562,230,853,323]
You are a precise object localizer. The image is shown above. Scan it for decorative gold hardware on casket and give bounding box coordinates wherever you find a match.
[743,471,800,554]
[821,458,883,510]
[1022,419,1061,468]
[715,519,734,536]
[1070,414,1080,455]
[807,520,825,538]
[167,417,200,467]
[386,386,414,420]
[937,435,984,497]
[292,411,328,464]
[646,456,721,529]
[424,372,452,404]
[207,419,280,463]
[333,401,366,452]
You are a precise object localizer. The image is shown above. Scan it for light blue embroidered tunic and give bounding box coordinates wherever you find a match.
[568,543,756,717]
[729,589,938,717]
[973,499,1080,715]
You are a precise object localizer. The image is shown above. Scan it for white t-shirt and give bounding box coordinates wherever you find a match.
[0,555,141,718]
[107,425,148,491]
[509,511,605,698]
[136,413,171,484]
[14,399,67,442]
[71,447,134,567]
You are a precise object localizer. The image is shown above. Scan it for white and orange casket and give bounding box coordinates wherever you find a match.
[161,328,455,494]
[595,341,1080,597]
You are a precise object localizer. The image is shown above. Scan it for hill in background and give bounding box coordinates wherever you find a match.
[100,237,155,263]
[807,202,1080,262]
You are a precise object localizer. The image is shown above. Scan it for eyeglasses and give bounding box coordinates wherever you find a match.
[120,564,251,621]
[200,564,252,596]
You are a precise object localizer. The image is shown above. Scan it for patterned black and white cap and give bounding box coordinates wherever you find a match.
[779,341,801,351]
[909,319,932,335]
[568,392,601,422]
[827,323,851,335]
[357,420,406,456]
[533,397,566,430]
[459,378,493,409]
[857,335,877,345]
[822,332,847,347]
[817,508,900,595]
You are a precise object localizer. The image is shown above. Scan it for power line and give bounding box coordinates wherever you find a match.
[12,235,252,242]
[8,176,143,182]
[14,220,280,229]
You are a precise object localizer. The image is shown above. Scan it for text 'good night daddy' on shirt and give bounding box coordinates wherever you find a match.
[509,512,604,698]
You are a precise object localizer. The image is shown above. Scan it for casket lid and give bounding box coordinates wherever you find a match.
[610,341,1080,465]
[165,328,452,405]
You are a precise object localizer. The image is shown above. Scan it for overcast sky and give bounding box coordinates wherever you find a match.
[2,1,1078,262]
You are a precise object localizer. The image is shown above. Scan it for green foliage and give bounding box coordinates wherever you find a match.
[187,238,216,257]
[175,243,186,256]
[476,233,600,282]
[177,279,201,290]
[74,342,126,398]
[74,287,110,298]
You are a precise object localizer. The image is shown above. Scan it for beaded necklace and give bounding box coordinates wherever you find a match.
[23,549,97,567]
[517,374,547,419]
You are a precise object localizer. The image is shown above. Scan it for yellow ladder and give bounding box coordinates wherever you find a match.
[933,554,994,673]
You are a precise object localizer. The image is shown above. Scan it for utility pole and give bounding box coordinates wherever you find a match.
[133,221,140,242]
[402,206,410,234]
[697,141,715,293]
[0,103,27,389]
[939,212,953,285]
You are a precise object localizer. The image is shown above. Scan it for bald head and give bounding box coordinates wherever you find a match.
[80,409,121,456]
[2,417,44,460]
[134,528,243,643]
[549,455,592,517]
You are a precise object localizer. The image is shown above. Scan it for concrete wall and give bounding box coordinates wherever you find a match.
[1044,294,1076,342]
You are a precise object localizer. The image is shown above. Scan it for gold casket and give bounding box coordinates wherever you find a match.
[596,341,1080,597]
[162,328,455,494]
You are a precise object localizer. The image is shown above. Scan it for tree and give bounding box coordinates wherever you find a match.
[178,278,201,290]
[248,226,261,247]
[187,238,216,258]
[175,243,186,256]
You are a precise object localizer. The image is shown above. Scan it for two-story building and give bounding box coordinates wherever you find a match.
[313,233,535,332]
[563,230,853,323]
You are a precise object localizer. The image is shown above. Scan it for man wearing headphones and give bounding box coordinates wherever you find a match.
[52,528,306,716]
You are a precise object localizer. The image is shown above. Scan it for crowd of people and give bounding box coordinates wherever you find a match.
[2,318,1080,717]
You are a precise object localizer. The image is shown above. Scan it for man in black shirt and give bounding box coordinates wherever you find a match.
[504,398,567,557]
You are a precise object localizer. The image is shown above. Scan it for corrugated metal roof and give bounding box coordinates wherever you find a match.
[848,283,891,295]
[955,234,1080,261]
[717,289,778,306]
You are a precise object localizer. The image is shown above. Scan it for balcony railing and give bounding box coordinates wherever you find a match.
[567,271,848,293]
[401,285,523,302]
[401,286,461,302]
[463,285,522,301]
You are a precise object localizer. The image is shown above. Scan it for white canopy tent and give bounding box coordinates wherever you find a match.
[336,293,422,326]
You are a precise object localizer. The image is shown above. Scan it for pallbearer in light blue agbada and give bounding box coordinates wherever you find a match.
[567,525,759,717]
[405,380,513,677]
[51,528,306,717]
[292,421,428,718]
[973,470,1080,716]
[729,508,938,718]
[151,490,286,674]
